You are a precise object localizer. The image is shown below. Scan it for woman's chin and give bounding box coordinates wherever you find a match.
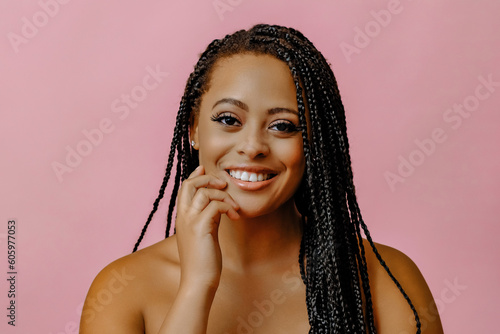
[229,199,296,221]
[232,207,271,220]
[225,201,275,220]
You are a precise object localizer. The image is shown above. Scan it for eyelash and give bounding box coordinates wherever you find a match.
[210,113,240,126]
[210,112,302,134]
[269,121,301,133]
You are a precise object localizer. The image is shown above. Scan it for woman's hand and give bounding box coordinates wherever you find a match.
[153,166,240,333]
[175,165,240,292]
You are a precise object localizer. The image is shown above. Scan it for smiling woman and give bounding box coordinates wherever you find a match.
[192,54,305,215]
[80,24,443,334]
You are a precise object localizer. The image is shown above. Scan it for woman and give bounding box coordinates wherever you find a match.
[80,24,443,333]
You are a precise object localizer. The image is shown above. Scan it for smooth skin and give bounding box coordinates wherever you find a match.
[80,54,443,333]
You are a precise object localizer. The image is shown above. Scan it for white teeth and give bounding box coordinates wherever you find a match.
[228,170,273,182]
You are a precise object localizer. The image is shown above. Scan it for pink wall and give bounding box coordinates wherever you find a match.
[1,1,499,333]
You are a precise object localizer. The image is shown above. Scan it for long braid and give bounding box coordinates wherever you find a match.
[300,58,353,332]
[132,23,420,333]
[313,50,377,332]
[294,27,379,332]
[356,199,422,333]
[165,155,181,238]
[132,104,184,252]
[283,31,366,332]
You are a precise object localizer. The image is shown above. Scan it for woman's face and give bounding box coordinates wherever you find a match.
[191,53,305,218]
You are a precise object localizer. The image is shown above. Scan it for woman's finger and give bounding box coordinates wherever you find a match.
[178,166,233,207]
[177,177,227,209]
[187,165,204,179]
[182,167,226,194]
[197,200,240,225]
[189,188,239,213]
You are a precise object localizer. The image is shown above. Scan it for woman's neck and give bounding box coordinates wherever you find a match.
[217,200,303,275]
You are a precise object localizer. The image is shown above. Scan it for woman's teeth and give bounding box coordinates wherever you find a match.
[228,170,273,182]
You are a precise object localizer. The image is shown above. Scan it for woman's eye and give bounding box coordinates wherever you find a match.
[269,121,300,133]
[210,113,241,126]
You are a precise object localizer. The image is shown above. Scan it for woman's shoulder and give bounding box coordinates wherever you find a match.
[80,236,181,333]
[363,239,443,333]
[91,235,181,297]
[92,235,180,287]
[363,239,420,281]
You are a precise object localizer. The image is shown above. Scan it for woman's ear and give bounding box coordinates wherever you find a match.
[190,113,200,150]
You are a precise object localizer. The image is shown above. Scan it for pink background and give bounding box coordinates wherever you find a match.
[1,1,499,333]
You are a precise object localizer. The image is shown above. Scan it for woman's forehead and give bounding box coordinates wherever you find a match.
[200,54,299,111]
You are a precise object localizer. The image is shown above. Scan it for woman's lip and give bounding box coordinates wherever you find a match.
[226,171,277,191]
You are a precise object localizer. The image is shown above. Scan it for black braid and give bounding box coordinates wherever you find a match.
[131,109,183,252]
[132,23,421,333]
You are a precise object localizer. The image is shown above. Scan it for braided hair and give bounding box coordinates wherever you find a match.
[132,24,421,333]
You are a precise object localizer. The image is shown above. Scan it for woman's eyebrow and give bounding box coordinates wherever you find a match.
[213,98,298,115]
[212,98,248,111]
[268,107,299,116]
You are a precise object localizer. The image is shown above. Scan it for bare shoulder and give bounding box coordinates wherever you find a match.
[80,236,181,334]
[362,239,444,334]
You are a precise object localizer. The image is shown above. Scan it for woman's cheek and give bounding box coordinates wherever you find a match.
[198,128,231,168]
[280,138,305,169]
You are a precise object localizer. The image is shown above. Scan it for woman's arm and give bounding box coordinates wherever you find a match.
[154,166,239,333]
[79,260,144,333]
[155,283,217,333]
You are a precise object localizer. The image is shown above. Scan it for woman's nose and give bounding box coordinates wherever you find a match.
[236,127,270,159]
